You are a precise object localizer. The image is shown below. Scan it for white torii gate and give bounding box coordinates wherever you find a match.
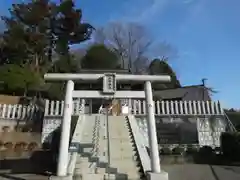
[44,73,171,179]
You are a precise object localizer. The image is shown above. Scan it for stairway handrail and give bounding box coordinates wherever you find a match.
[223,111,237,132]
[127,115,151,174]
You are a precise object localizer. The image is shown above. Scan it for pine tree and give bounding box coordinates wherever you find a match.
[0,0,94,69]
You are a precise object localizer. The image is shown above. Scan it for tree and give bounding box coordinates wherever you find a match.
[0,64,43,96]
[53,0,94,58]
[0,0,50,71]
[94,22,151,72]
[133,56,149,74]
[81,44,120,69]
[148,59,181,89]
[0,0,94,101]
[94,22,177,73]
[46,82,65,100]
[0,0,94,71]
[50,54,80,73]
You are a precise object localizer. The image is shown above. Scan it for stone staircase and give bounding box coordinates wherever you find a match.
[108,116,141,180]
[73,115,106,179]
[72,115,141,180]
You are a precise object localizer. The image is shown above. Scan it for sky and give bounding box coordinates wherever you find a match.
[1,0,240,109]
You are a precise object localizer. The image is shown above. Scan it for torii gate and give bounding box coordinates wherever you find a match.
[44,73,171,179]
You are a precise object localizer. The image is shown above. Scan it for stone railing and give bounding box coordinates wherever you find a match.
[129,100,224,116]
[127,115,151,174]
[44,99,82,116]
[0,103,37,120]
[41,99,85,144]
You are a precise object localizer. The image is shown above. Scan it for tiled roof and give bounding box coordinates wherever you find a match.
[153,85,211,101]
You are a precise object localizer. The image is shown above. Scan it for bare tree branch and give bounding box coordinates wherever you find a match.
[94,21,178,73]
[153,41,178,61]
[94,22,152,72]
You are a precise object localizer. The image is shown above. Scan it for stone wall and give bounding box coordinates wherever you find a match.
[0,119,25,132]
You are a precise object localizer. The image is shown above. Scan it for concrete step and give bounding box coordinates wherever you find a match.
[108,130,130,134]
[104,173,128,180]
[72,115,141,180]
[76,156,89,163]
[75,159,107,175]
[96,167,106,174]
[109,151,135,156]
[80,173,105,180]
[107,116,140,180]
[75,166,95,174]
[109,141,133,145]
[110,162,137,169]
[109,143,133,148]
[109,154,135,159]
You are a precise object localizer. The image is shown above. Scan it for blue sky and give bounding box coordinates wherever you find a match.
[1,0,240,108]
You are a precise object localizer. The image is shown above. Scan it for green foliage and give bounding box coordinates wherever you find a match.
[0,0,93,66]
[160,147,172,155]
[225,111,240,131]
[46,83,65,100]
[221,132,240,160]
[51,55,80,73]
[53,0,94,56]
[149,59,181,89]
[81,44,119,69]
[0,0,93,99]
[0,64,42,95]
[172,146,185,155]
[0,0,50,66]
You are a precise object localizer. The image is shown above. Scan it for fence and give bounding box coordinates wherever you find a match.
[41,99,84,144]
[43,99,224,116]
[130,100,224,116]
[44,99,82,116]
[0,103,37,120]
[0,99,225,120]
[42,99,227,146]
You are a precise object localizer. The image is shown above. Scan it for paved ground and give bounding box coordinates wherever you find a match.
[0,150,53,180]
[1,164,240,180]
[0,173,49,180]
[163,164,240,180]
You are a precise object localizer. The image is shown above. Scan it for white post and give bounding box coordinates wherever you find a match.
[128,99,132,114]
[81,99,85,114]
[90,99,92,114]
[144,81,161,173]
[57,80,74,176]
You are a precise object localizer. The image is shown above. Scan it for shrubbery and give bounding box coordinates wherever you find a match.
[221,132,240,161]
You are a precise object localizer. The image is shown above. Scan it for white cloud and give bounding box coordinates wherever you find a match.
[179,0,208,33]
[134,0,169,23]
[109,0,169,24]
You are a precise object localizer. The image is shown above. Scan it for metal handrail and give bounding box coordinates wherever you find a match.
[223,111,237,132]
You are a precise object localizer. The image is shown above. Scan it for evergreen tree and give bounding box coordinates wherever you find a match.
[0,0,94,98]
[0,0,94,69]
[149,59,181,89]
[81,44,120,69]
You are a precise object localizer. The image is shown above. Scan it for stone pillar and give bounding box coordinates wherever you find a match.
[57,80,74,176]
